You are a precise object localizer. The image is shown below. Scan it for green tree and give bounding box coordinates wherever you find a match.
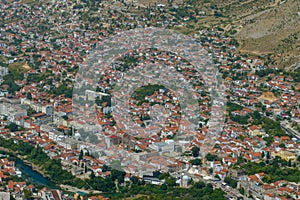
[191,146,200,157]
[130,176,139,185]
[102,164,110,172]
[160,183,167,190]
[224,177,237,188]
[165,176,177,187]
[279,143,286,148]
[288,159,292,167]
[111,169,126,184]
[190,158,202,166]
[6,122,18,132]
[206,153,219,161]
[2,75,20,94]
[90,171,95,179]
[26,92,32,100]
[23,189,32,199]
[263,137,274,147]
[79,150,83,160]
[193,181,206,189]
[239,187,245,195]
[27,107,37,116]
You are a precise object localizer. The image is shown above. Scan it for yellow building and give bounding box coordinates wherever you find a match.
[272,151,297,162]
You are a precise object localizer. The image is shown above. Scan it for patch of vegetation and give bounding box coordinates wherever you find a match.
[132,84,167,102]
[230,114,249,124]
[49,84,72,98]
[0,138,84,187]
[2,62,31,93]
[2,75,20,94]
[0,137,225,199]
[190,158,202,166]
[226,102,243,112]
[95,95,111,107]
[107,180,225,200]
[261,117,286,136]
[116,56,139,71]
[205,153,220,162]
[5,122,19,132]
[224,177,237,188]
[240,158,300,183]
[26,73,48,84]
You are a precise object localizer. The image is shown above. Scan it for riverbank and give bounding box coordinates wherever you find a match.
[0,146,49,179]
[0,146,58,189]
[0,145,102,194]
[15,158,57,188]
[0,146,57,188]
[22,159,48,179]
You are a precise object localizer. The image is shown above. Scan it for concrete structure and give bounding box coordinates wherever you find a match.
[149,142,174,152]
[0,192,10,200]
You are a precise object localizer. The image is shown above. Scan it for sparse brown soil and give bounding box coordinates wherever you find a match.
[134,0,183,7]
[259,91,278,102]
[296,83,300,91]
[8,61,31,73]
[22,63,31,70]
[234,0,300,67]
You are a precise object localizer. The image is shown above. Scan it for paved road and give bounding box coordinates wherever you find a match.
[280,124,300,139]
[232,100,300,140]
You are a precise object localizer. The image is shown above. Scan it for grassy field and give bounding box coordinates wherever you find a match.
[9,61,31,73]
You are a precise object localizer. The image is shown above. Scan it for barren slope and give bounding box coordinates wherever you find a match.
[235,0,300,67]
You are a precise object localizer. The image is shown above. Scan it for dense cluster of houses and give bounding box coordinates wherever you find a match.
[0,0,299,199]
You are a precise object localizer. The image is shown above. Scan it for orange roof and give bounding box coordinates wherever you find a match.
[248,175,260,183]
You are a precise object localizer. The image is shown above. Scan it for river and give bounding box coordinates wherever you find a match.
[0,149,57,189]
[14,157,57,189]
